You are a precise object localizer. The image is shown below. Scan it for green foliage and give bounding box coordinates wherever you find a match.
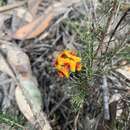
[63,0,129,112]
[0,112,25,129]
[118,46,130,61]
[70,89,86,112]
[64,17,97,111]
[0,0,5,6]
[66,19,95,80]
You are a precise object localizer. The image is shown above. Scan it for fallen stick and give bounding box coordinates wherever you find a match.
[101,75,110,120]
[0,1,26,13]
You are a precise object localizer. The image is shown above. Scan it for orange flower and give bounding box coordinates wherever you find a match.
[54,50,82,78]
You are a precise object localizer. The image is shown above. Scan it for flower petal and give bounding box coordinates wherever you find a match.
[76,63,82,71]
[54,50,82,78]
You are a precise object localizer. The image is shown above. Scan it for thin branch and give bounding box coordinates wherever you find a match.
[101,75,110,120]
[105,8,130,53]
[94,1,117,57]
[0,1,26,13]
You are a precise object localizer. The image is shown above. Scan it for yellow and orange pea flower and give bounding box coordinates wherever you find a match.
[54,50,82,78]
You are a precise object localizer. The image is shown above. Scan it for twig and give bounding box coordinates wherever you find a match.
[94,1,117,57]
[90,0,97,29]
[102,36,128,69]
[100,7,130,69]
[101,75,110,120]
[0,1,26,13]
[105,8,130,53]
[0,114,25,129]
[74,110,80,130]
[49,96,69,116]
